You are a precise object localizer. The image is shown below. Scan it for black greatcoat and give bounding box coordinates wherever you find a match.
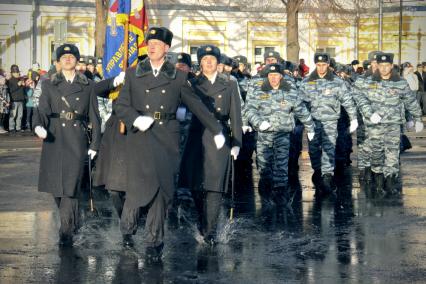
[34,72,101,197]
[179,73,243,193]
[115,59,222,208]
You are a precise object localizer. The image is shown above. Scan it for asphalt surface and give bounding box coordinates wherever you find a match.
[0,120,425,283]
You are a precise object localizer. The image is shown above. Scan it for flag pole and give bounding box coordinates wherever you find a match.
[119,15,130,135]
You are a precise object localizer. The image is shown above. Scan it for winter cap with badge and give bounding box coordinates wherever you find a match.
[176,53,192,67]
[56,43,80,61]
[234,55,247,65]
[87,57,96,66]
[368,51,383,62]
[264,51,280,61]
[314,52,330,64]
[261,64,283,77]
[376,53,394,64]
[197,45,221,64]
[146,27,173,46]
[220,54,233,67]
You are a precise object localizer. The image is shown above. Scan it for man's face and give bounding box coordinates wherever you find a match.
[268,72,282,89]
[371,60,378,73]
[417,66,423,73]
[60,54,77,71]
[238,63,245,72]
[224,65,233,73]
[265,57,278,65]
[201,55,218,74]
[0,77,5,85]
[175,63,190,73]
[378,62,393,78]
[87,64,95,73]
[147,39,169,62]
[316,62,329,76]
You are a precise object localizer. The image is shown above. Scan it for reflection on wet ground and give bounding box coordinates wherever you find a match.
[0,133,425,283]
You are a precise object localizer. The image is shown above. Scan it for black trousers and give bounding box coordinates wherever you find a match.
[120,190,168,247]
[110,190,126,218]
[192,190,223,239]
[54,196,79,237]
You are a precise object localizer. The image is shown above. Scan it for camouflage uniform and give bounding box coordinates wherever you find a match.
[352,71,422,181]
[245,77,314,192]
[299,70,357,177]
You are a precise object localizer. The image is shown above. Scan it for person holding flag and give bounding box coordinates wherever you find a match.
[115,26,226,260]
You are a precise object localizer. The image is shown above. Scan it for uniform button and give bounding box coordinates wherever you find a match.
[160,106,164,109]
[76,97,80,101]
[218,95,222,98]
[62,123,66,127]
[146,105,150,109]
[62,110,65,113]
[146,89,150,93]
[159,121,163,125]
[73,124,77,127]
[217,107,221,111]
[74,110,78,113]
[161,90,166,94]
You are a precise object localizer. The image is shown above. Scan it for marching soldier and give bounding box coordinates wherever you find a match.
[180,45,242,244]
[115,27,225,258]
[299,53,358,196]
[353,53,423,196]
[33,43,101,246]
[244,64,315,205]
[356,51,382,186]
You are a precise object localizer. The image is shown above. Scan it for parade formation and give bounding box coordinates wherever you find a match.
[1,22,424,263]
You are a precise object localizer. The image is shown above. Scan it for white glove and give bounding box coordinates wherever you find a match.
[349,119,358,133]
[415,121,424,133]
[370,113,382,124]
[307,132,315,141]
[133,116,155,132]
[214,132,226,149]
[113,72,125,87]
[406,120,415,130]
[176,106,187,122]
[259,121,271,131]
[88,149,97,160]
[230,146,240,160]
[34,126,47,139]
[242,126,252,134]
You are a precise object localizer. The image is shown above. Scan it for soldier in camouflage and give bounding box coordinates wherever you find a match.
[245,64,315,205]
[299,53,358,196]
[352,53,423,196]
[356,51,383,188]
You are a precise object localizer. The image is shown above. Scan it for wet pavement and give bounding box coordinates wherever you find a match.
[1,124,426,284]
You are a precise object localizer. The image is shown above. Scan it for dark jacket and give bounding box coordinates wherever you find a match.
[33,72,101,197]
[179,72,243,192]
[7,77,26,102]
[115,58,222,207]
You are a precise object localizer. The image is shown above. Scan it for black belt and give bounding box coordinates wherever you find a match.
[215,114,229,122]
[50,112,88,121]
[138,111,176,120]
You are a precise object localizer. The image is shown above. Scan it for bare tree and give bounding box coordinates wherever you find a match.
[281,0,304,62]
[95,0,108,57]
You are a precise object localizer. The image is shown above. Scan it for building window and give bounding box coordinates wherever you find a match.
[254,46,277,64]
[316,47,336,58]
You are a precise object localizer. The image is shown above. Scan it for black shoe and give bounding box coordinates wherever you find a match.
[312,170,322,189]
[122,234,134,248]
[372,172,385,198]
[145,243,164,261]
[322,173,336,196]
[384,175,400,196]
[59,234,73,247]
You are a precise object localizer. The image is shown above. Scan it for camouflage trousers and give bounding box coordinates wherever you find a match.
[356,113,371,169]
[308,119,338,175]
[367,123,401,177]
[256,131,291,188]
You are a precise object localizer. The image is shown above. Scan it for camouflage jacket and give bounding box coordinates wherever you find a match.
[352,71,422,125]
[299,70,357,122]
[244,78,315,133]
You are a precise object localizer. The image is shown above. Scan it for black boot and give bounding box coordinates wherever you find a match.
[122,234,134,248]
[59,234,73,247]
[358,168,366,184]
[271,186,289,206]
[372,172,385,197]
[258,179,273,204]
[322,173,336,196]
[312,170,323,197]
[384,175,400,196]
[364,167,372,184]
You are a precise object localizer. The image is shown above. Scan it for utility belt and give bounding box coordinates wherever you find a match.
[137,111,176,120]
[49,112,88,122]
